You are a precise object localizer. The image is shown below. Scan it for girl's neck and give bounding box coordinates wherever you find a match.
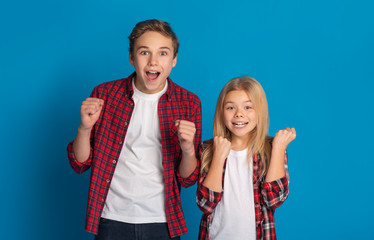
[231,136,251,151]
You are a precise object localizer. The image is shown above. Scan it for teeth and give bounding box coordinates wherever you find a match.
[233,122,248,126]
[148,71,158,74]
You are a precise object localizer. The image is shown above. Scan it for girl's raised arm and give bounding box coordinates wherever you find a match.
[265,127,296,182]
[202,136,231,192]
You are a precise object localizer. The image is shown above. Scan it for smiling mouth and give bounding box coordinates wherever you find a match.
[146,71,160,80]
[233,122,248,127]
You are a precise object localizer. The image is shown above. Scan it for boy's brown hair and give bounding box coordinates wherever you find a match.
[128,19,179,59]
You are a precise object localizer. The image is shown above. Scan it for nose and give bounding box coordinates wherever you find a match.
[235,109,244,118]
[148,53,158,66]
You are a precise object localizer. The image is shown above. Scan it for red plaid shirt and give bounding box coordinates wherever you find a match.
[197,140,289,240]
[67,73,202,238]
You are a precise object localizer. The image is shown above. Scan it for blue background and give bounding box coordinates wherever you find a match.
[1,0,373,239]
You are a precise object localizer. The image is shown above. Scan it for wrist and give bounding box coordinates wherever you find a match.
[78,125,92,135]
[212,153,227,165]
[182,148,195,158]
[271,144,286,154]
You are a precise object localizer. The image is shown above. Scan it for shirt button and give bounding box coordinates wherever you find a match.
[106,179,110,183]
[125,122,128,126]
[112,160,117,164]
[119,141,122,145]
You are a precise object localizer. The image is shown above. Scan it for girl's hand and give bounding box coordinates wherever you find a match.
[213,136,231,163]
[272,127,297,151]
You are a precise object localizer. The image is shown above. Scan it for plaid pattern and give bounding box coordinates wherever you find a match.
[67,72,202,238]
[197,139,289,240]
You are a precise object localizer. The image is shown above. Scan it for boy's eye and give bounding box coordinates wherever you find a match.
[140,51,148,55]
[160,51,167,56]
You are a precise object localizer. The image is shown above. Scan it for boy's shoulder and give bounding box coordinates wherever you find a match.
[94,73,133,94]
[89,74,134,101]
[168,78,201,104]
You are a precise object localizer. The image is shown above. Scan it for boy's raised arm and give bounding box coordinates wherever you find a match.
[175,119,198,178]
[73,97,104,163]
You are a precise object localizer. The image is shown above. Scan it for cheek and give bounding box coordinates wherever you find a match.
[248,111,257,122]
[223,112,231,127]
[224,120,231,129]
[161,57,175,66]
[165,60,175,69]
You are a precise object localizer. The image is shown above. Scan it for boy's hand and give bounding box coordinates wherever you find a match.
[213,136,231,163]
[272,127,296,151]
[79,97,104,131]
[175,120,196,156]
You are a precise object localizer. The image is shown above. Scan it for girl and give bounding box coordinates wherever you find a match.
[197,76,296,240]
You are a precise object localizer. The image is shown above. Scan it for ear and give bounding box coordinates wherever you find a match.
[172,55,177,68]
[129,53,134,66]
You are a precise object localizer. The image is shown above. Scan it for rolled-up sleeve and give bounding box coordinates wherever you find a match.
[67,141,92,174]
[261,175,289,209]
[261,150,290,209]
[196,174,223,214]
[177,163,200,188]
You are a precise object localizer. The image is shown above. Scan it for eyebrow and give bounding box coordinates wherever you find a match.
[136,46,171,51]
[224,100,252,104]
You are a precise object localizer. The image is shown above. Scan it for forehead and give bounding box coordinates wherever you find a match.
[134,31,174,50]
[224,90,251,103]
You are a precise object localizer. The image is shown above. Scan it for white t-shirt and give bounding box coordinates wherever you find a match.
[209,148,257,240]
[101,80,168,223]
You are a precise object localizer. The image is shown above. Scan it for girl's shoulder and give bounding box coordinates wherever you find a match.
[203,137,273,147]
[266,136,274,144]
[202,139,213,150]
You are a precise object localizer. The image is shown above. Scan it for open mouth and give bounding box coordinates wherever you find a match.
[232,122,248,127]
[146,70,160,81]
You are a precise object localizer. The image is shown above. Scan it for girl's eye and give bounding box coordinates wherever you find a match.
[226,106,234,110]
[245,106,252,110]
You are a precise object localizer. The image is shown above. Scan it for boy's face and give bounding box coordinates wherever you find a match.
[129,31,177,94]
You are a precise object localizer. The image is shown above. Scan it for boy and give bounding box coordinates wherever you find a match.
[67,19,202,240]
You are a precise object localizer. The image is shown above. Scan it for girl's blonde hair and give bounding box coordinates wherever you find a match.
[201,76,272,178]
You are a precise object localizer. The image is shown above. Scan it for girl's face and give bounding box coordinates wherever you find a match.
[223,90,257,142]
